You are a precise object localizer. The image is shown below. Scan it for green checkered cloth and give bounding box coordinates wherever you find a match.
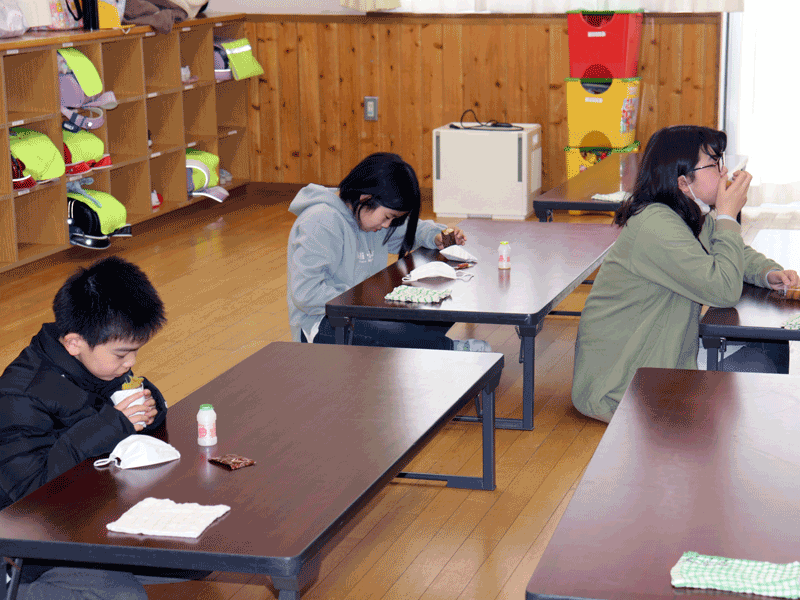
[783,314,800,331]
[385,285,451,304]
[671,552,800,598]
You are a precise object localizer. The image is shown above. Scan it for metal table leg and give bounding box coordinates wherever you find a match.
[702,336,726,371]
[5,558,22,600]
[329,317,353,345]
[271,555,321,600]
[398,374,498,490]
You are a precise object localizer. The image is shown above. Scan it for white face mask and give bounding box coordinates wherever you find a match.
[684,176,711,215]
[94,435,181,469]
[402,262,473,282]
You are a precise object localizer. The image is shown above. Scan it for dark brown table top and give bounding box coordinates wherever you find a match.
[527,367,800,600]
[701,228,800,341]
[326,219,620,328]
[0,342,503,582]
[533,153,746,222]
[533,153,640,221]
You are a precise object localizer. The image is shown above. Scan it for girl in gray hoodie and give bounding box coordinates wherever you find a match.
[287,152,490,352]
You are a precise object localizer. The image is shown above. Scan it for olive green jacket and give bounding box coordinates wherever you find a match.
[572,204,781,420]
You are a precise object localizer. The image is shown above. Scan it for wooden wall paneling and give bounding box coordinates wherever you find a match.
[400,24,423,177]
[505,22,528,125]
[379,22,402,158]
[420,23,444,188]
[318,23,342,183]
[637,16,659,149]
[441,23,464,126]
[359,24,381,161]
[339,23,361,179]
[248,14,721,192]
[255,22,282,182]
[278,21,301,183]
[489,22,508,123]
[525,22,549,172]
[659,20,684,127]
[463,24,486,123]
[245,21,260,182]
[547,17,569,190]
[298,22,322,183]
[680,22,703,125]
[701,19,721,128]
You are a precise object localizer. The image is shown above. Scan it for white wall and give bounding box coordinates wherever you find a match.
[215,0,363,14]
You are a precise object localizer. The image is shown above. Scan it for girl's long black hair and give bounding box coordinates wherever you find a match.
[615,125,726,238]
[338,152,421,258]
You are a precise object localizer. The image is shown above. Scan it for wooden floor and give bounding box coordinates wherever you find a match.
[0,188,795,600]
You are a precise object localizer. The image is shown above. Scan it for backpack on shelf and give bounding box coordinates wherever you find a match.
[9,127,66,183]
[186,148,228,202]
[11,155,35,190]
[213,37,263,81]
[63,129,112,175]
[67,177,131,249]
[58,47,118,132]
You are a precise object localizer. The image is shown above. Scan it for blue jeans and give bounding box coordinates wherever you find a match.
[15,566,210,600]
[720,340,790,374]
[304,316,456,351]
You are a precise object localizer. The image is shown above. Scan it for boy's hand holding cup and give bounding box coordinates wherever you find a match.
[112,375,154,430]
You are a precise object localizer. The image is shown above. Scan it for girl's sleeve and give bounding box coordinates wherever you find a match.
[288,211,351,317]
[384,219,445,254]
[629,210,746,308]
[743,244,782,288]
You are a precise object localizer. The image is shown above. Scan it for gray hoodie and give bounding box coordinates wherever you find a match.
[287,184,445,342]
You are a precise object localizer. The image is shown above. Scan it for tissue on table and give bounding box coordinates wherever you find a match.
[591,191,631,202]
[440,245,477,263]
[106,497,230,538]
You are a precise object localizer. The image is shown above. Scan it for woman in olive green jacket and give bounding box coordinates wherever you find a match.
[572,126,799,422]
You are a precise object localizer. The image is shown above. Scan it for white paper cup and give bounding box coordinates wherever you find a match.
[111,386,146,426]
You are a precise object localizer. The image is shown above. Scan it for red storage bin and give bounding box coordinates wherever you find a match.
[568,11,644,79]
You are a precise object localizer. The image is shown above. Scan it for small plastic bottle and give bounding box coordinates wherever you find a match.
[197,404,217,446]
[498,241,511,269]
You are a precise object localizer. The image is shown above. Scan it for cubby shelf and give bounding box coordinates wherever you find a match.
[0,13,252,273]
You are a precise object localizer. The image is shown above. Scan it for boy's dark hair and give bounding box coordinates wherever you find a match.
[338,152,421,258]
[615,125,727,238]
[53,256,166,347]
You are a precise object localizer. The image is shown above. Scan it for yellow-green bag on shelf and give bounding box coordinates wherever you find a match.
[67,179,131,249]
[9,127,66,181]
[186,149,229,203]
[217,38,264,80]
[186,148,220,188]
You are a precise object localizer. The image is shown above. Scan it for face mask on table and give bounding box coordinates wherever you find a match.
[93,435,181,469]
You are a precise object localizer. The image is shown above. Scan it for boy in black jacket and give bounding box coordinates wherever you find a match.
[0,257,177,599]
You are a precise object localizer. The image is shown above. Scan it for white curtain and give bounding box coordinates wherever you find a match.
[341,0,400,10]
[390,0,742,12]
[734,0,800,208]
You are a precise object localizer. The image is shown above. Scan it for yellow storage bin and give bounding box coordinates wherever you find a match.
[565,141,640,179]
[566,78,641,148]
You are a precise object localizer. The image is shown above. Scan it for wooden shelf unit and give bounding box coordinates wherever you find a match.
[0,13,252,274]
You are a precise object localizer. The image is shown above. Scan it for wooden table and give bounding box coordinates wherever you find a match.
[700,229,800,369]
[326,219,619,430]
[0,342,503,600]
[533,153,639,222]
[526,367,800,600]
[533,152,746,223]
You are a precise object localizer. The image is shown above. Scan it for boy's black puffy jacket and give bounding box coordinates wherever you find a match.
[0,323,167,511]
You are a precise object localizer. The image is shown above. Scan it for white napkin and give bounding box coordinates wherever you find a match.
[591,191,631,202]
[106,497,230,538]
[439,245,477,263]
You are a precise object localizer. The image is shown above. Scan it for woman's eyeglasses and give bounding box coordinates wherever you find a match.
[689,156,724,174]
